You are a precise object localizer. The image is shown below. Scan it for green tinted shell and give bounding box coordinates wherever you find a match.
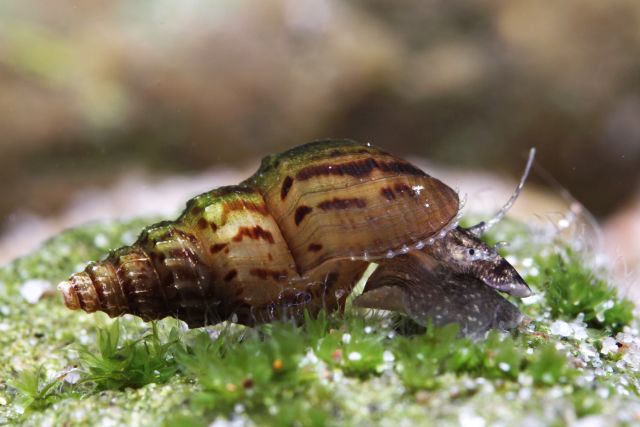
[59,140,459,327]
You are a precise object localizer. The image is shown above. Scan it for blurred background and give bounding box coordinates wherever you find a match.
[0,0,639,295]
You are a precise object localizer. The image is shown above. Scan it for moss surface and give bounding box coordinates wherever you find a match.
[0,217,639,426]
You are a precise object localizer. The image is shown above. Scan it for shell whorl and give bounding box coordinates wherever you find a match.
[58,246,170,320]
[58,223,228,326]
[59,139,460,327]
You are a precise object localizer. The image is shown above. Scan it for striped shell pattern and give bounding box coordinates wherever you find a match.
[59,140,463,327]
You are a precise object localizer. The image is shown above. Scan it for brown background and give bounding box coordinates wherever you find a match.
[1,0,639,262]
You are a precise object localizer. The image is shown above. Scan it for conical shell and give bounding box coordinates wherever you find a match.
[59,140,459,327]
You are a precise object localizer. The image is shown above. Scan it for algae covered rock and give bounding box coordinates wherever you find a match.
[0,215,639,426]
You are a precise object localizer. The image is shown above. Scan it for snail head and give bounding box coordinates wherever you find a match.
[426,148,536,297]
[429,226,531,297]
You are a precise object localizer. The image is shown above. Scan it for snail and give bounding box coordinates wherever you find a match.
[58,140,535,336]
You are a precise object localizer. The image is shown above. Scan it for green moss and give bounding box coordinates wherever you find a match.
[571,388,604,418]
[536,250,634,333]
[176,322,313,415]
[79,320,180,391]
[527,343,576,386]
[1,216,639,426]
[479,218,634,334]
[9,366,65,414]
[312,315,387,378]
[393,324,577,391]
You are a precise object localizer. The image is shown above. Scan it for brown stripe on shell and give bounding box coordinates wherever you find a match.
[72,282,86,311]
[380,183,420,201]
[210,243,228,254]
[295,158,426,181]
[381,187,395,201]
[280,176,294,200]
[250,268,288,281]
[222,199,269,223]
[393,183,418,198]
[294,206,313,226]
[317,197,367,210]
[232,226,275,244]
[224,270,238,282]
[308,243,323,252]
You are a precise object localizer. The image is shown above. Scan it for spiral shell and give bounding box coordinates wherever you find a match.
[59,140,460,327]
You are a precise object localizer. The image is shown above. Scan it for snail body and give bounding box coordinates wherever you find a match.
[60,140,533,335]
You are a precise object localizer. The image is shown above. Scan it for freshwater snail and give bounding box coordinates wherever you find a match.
[59,140,535,336]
